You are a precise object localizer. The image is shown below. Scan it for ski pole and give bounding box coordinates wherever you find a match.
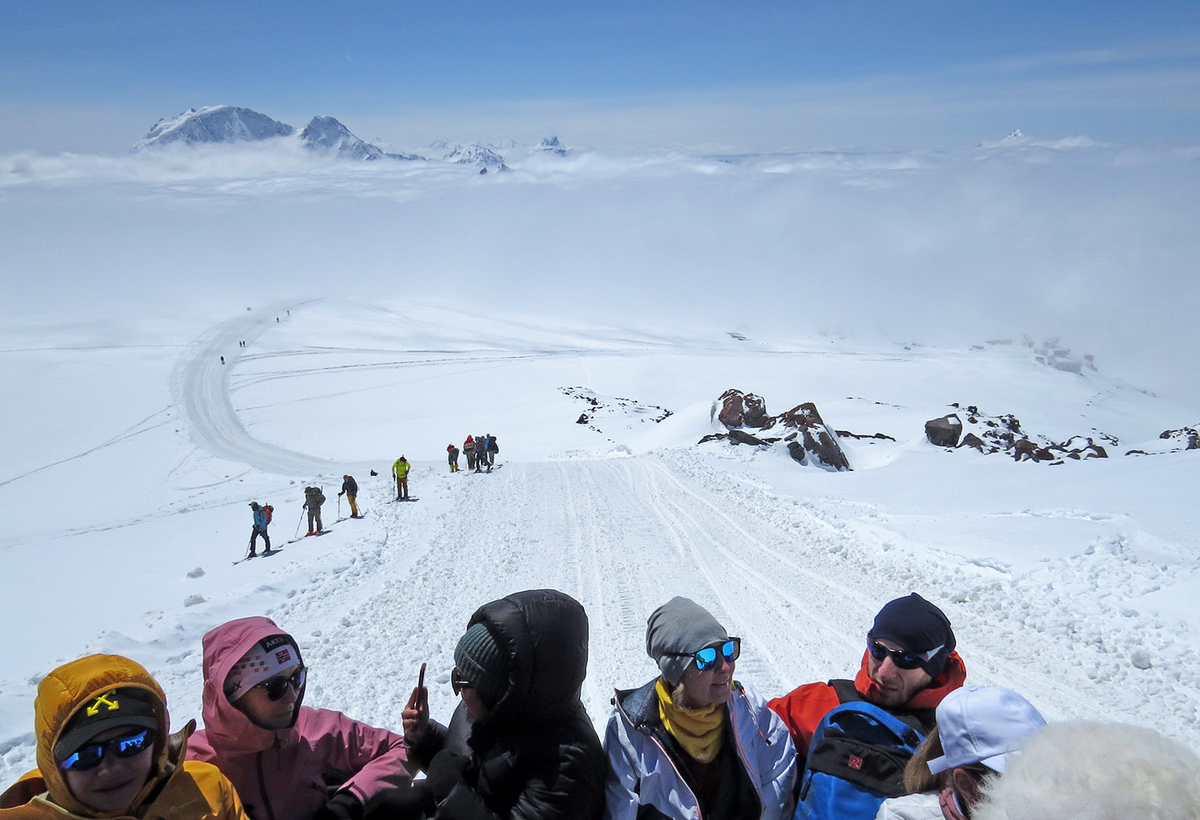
[337,494,341,519]
[295,509,305,539]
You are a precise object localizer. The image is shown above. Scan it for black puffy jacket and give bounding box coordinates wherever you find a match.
[407,590,605,820]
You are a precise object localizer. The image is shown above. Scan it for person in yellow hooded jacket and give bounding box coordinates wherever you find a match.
[0,653,247,820]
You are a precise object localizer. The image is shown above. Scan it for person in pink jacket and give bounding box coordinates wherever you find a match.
[186,617,414,820]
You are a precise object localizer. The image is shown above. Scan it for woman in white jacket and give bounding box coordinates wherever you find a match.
[604,597,796,820]
[875,686,1045,820]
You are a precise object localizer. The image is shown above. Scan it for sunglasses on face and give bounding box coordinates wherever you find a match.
[867,639,941,670]
[450,669,474,696]
[670,638,741,672]
[256,667,307,701]
[60,729,155,772]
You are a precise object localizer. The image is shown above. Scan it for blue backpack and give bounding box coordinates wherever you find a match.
[794,684,927,820]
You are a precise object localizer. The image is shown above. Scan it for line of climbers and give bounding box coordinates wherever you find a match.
[247,440,504,556]
[3,590,1195,820]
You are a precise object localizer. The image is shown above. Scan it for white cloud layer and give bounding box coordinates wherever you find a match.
[2,137,1198,411]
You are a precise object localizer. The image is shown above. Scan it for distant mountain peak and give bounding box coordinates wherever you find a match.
[300,115,386,161]
[534,135,568,156]
[133,105,294,151]
[436,142,506,166]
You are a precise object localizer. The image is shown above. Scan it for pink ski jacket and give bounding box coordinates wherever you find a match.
[186,617,413,820]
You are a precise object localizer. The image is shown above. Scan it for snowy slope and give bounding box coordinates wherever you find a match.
[1,299,1197,782]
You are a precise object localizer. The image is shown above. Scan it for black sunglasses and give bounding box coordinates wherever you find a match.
[867,639,939,671]
[60,729,155,772]
[450,668,474,695]
[256,667,307,701]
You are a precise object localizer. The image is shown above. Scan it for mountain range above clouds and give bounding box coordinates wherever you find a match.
[132,104,570,166]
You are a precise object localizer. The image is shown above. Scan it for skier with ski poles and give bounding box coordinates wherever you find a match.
[339,474,359,518]
[247,502,272,558]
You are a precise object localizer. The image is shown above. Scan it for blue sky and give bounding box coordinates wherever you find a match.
[3,1,1199,152]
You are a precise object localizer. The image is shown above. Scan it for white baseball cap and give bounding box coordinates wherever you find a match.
[928,685,1046,774]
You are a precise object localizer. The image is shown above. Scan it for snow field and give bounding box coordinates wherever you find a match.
[1,298,1198,784]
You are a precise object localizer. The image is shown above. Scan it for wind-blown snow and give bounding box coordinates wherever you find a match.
[0,297,1197,782]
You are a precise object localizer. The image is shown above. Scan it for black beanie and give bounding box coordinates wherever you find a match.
[454,622,510,706]
[869,593,956,677]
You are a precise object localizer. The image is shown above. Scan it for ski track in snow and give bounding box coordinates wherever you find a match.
[3,306,1198,778]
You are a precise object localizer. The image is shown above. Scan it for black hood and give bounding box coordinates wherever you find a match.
[467,589,589,730]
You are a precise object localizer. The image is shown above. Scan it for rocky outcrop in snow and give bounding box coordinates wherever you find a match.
[925,404,1111,463]
[134,105,295,151]
[705,389,852,471]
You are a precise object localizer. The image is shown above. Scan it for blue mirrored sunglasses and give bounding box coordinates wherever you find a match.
[692,638,741,671]
[60,729,155,772]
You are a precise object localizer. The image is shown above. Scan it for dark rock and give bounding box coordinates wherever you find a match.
[960,433,989,452]
[1160,426,1200,450]
[576,413,589,424]
[716,389,771,428]
[786,440,807,464]
[729,429,769,446]
[698,432,727,444]
[778,402,850,471]
[925,414,963,447]
[836,430,897,441]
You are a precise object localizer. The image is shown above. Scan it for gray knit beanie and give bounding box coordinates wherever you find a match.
[645,597,729,685]
[454,622,510,706]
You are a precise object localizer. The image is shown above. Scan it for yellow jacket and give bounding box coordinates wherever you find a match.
[0,654,247,820]
[392,458,410,479]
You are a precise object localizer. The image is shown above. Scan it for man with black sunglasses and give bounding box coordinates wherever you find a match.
[767,593,967,820]
[187,617,416,820]
[770,594,966,758]
[0,653,246,820]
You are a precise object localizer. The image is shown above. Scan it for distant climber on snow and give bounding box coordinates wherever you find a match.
[339,474,360,518]
[302,486,325,535]
[484,433,498,471]
[446,444,459,473]
[462,436,476,471]
[392,456,410,500]
[247,501,272,558]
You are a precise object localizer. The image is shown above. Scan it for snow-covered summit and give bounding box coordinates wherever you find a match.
[133,105,295,151]
[300,116,389,161]
[533,135,568,156]
[435,142,506,167]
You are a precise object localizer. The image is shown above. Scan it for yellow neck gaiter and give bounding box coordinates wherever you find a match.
[656,678,726,764]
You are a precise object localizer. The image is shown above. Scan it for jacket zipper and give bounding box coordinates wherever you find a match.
[256,750,277,820]
[730,686,766,817]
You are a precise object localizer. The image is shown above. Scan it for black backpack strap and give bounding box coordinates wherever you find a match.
[829,679,862,704]
[828,679,934,736]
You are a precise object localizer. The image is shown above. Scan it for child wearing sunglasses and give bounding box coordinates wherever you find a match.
[604,596,797,820]
[0,653,246,820]
[186,617,416,820]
